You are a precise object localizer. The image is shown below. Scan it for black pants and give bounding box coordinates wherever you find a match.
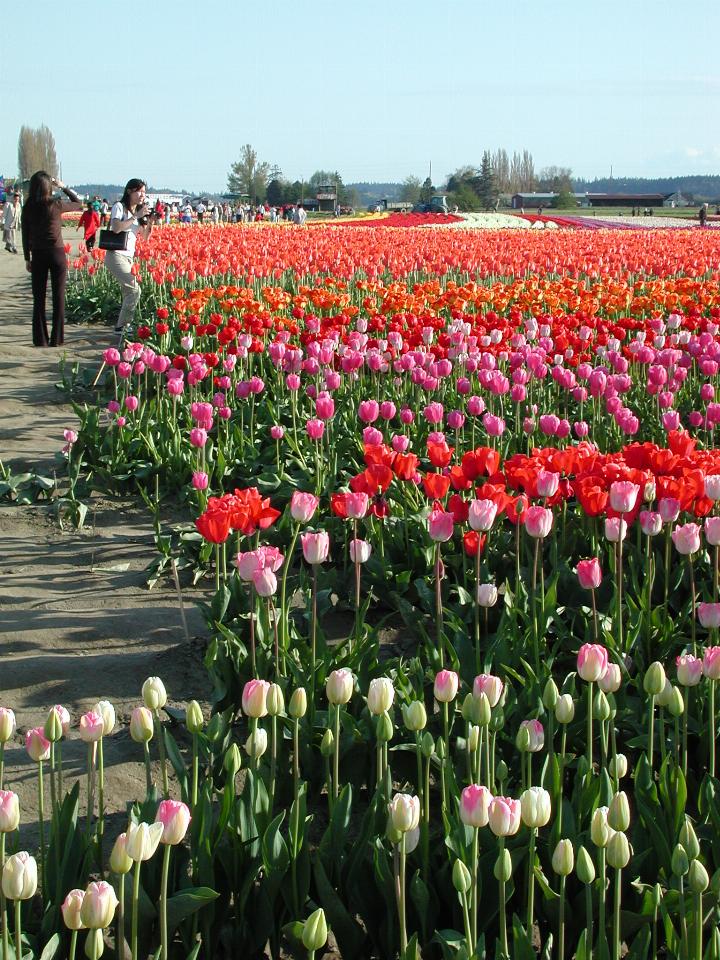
[31,247,67,346]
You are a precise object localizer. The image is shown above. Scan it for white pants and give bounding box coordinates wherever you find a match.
[104,251,140,329]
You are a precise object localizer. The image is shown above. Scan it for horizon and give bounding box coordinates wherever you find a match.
[2,0,718,192]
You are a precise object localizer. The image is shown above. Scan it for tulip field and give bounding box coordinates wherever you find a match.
[4,220,720,959]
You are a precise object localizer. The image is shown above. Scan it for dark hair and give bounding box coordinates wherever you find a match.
[28,171,53,204]
[121,178,146,212]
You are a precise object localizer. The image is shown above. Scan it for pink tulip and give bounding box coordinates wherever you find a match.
[253,567,278,597]
[192,471,208,491]
[235,550,261,582]
[301,531,330,565]
[599,662,622,694]
[80,881,118,929]
[428,508,454,542]
[459,784,492,828]
[358,400,379,423]
[577,643,609,682]
[705,476,720,501]
[380,401,396,420]
[482,413,505,437]
[25,728,50,762]
[577,558,602,589]
[524,506,553,539]
[468,499,497,532]
[61,889,86,931]
[672,522,701,555]
[242,679,270,718]
[536,470,559,498]
[658,498,681,524]
[156,799,191,844]
[609,481,640,514]
[639,510,662,536]
[423,402,444,424]
[0,791,20,832]
[704,647,720,680]
[434,670,459,703]
[349,539,372,564]
[49,704,70,736]
[473,674,504,707]
[78,711,104,743]
[290,490,319,524]
[705,516,720,547]
[345,492,369,520]
[604,517,627,542]
[519,719,544,752]
[315,395,335,420]
[306,419,324,440]
[270,425,284,440]
[488,796,521,836]
[189,428,207,448]
[676,654,703,687]
[698,603,720,629]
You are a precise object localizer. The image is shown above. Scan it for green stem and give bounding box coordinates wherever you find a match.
[14,900,20,960]
[191,733,199,810]
[694,890,702,960]
[613,868,622,960]
[155,710,170,798]
[160,843,171,960]
[333,705,341,800]
[131,859,141,960]
[461,886,473,955]
[143,741,152,796]
[69,929,77,960]
[586,881,594,960]
[38,760,45,899]
[117,873,125,960]
[526,827,536,935]
[498,837,509,960]
[1,834,8,960]
[648,696,655,771]
[398,834,407,954]
[587,681,594,774]
[559,875,566,960]
[471,827,479,947]
[97,738,105,875]
[710,679,716,780]
[270,715,278,811]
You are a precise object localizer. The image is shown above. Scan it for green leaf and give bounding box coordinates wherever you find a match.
[262,811,289,875]
[512,913,536,960]
[165,887,219,939]
[313,855,367,960]
[39,933,60,960]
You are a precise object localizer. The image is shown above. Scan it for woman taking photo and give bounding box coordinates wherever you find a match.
[105,178,154,336]
[21,171,82,347]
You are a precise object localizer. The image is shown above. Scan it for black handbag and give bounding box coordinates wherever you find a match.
[98,228,129,252]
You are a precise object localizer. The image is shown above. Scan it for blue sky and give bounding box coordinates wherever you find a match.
[3,0,718,191]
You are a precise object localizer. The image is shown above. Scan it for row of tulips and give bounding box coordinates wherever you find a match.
[2,641,720,959]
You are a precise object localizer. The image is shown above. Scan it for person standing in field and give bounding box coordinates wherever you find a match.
[21,171,83,346]
[77,200,101,251]
[104,178,155,336]
[3,190,21,253]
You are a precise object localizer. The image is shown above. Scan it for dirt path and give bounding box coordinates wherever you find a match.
[0,230,210,840]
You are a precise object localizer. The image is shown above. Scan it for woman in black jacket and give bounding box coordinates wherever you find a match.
[21,170,82,346]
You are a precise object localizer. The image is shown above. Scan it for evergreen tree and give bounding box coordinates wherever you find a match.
[419,176,434,204]
[477,152,499,210]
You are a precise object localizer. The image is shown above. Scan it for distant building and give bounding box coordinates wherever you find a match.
[316,183,337,213]
[511,192,590,209]
[663,192,691,208]
[586,193,666,208]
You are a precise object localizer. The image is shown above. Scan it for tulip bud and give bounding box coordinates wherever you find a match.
[61,889,86,931]
[129,707,154,743]
[461,693,475,723]
[667,686,685,718]
[435,736,446,760]
[224,743,242,779]
[2,852,38,900]
[608,792,631,831]
[555,694,575,724]
[403,701,427,732]
[552,839,575,876]
[515,725,531,753]
[421,732,435,758]
[671,844,689,877]
[320,728,334,757]
[156,800,191,845]
[591,807,612,848]
[688,860,709,893]
[542,678,559,710]
[496,759,508,784]
[0,709,15,744]
[606,832,631,869]
[302,907,328,952]
[576,846,596,884]
[367,678,394,716]
[592,690,611,721]
[80,880,118,929]
[494,848,513,882]
[473,692,492,726]
[608,753,628,780]
[388,793,420,833]
[245,728,268,760]
[93,701,116,737]
[85,928,104,960]
[680,818,701,860]
[44,709,64,743]
[520,787,552,828]
[326,669,354,705]
[142,676,167,711]
[643,662,666,697]
[109,833,132,875]
[288,688,307,719]
[267,684,285,717]
[452,859,472,894]
[655,678,674,709]
[0,792,20,833]
[467,725,480,753]
[376,712,393,743]
[185,700,204,734]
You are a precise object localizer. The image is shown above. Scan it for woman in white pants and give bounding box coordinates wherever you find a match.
[104,178,154,335]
